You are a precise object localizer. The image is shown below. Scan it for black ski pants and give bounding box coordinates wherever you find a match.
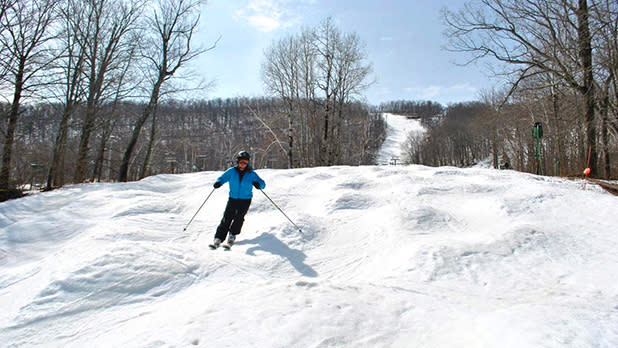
[215,198,252,241]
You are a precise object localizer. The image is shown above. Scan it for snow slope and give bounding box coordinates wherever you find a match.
[1,164,617,347]
[376,113,425,165]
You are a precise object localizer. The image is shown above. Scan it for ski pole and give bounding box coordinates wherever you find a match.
[259,188,303,234]
[183,187,216,232]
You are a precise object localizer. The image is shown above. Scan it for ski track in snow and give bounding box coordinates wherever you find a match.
[0,116,617,347]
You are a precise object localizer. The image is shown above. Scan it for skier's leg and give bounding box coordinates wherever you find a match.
[229,199,251,236]
[215,198,236,241]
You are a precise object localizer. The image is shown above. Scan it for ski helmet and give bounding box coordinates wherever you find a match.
[236,151,250,161]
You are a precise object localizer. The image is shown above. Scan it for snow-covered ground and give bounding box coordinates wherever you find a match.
[376,112,425,165]
[1,117,618,347]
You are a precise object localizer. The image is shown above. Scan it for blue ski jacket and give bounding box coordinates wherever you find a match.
[216,165,266,199]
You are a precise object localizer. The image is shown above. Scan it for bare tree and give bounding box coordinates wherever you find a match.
[262,27,320,167]
[92,34,140,182]
[72,0,143,184]
[263,18,373,167]
[118,0,209,182]
[262,34,302,168]
[402,128,426,164]
[313,17,340,166]
[478,87,514,169]
[297,28,318,166]
[0,0,16,83]
[591,0,618,177]
[443,0,602,176]
[576,0,597,174]
[46,0,86,189]
[331,31,372,164]
[0,0,58,190]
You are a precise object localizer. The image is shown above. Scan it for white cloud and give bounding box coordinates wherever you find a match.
[235,0,311,32]
[246,13,282,32]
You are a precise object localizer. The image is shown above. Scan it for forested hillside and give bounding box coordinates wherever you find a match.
[12,97,385,187]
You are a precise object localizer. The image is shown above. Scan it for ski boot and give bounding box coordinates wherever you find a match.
[227,234,236,246]
[209,238,221,250]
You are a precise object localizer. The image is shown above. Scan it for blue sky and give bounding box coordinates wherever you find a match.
[191,0,495,106]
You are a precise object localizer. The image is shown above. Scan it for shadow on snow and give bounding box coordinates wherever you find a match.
[236,233,318,278]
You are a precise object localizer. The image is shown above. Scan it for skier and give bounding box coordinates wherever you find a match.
[210,151,266,249]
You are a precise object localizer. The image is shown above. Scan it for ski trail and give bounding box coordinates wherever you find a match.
[376,112,425,165]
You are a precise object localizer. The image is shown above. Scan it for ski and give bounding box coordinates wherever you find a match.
[209,243,232,250]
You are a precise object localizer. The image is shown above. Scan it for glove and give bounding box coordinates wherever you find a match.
[252,181,261,189]
[213,182,222,189]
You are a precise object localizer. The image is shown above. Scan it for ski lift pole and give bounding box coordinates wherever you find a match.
[259,188,303,234]
[183,187,216,232]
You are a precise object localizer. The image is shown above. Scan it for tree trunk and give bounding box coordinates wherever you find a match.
[333,101,345,165]
[600,92,611,178]
[321,102,330,166]
[0,63,24,190]
[73,98,97,183]
[286,100,294,169]
[140,110,157,179]
[118,79,163,182]
[577,0,598,176]
[92,119,112,182]
[491,119,499,169]
[46,106,73,189]
[551,87,563,176]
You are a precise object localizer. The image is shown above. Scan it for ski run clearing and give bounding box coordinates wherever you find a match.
[376,113,425,165]
[1,114,618,347]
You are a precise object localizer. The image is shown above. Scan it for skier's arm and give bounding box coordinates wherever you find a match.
[215,168,233,186]
[252,172,265,190]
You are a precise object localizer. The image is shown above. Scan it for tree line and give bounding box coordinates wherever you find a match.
[402,91,616,178]
[440,0,618,178]
[11,97,384,192]
[379,100,444,119]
